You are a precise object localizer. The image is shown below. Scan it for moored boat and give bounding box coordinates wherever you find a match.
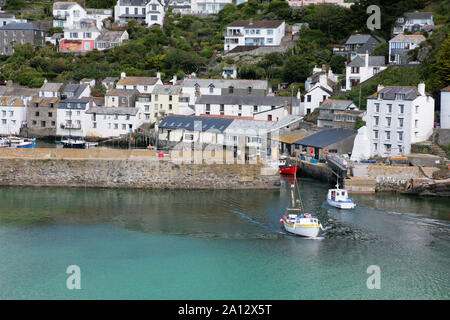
[326,187,356,209]
[0,136,36,148]
[279,165,299,175]
[61,137,86,149]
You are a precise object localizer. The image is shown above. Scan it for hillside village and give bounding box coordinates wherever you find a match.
[0,0,449,173]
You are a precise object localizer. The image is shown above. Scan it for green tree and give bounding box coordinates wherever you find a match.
[282,55,311,83]
[435,36,450,88]
[330,55,347,74]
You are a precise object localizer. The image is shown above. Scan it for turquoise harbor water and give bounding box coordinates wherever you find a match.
[0,178,449,299]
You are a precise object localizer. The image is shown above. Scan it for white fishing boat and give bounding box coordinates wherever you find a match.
[61,137,86,149]
[326,184,356,209]
[280,181,323,238]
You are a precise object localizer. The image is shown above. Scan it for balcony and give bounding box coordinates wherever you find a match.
[54,13,69,20]
[61,123,81,129]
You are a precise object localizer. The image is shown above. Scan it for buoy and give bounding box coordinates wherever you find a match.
[279,218,284,224]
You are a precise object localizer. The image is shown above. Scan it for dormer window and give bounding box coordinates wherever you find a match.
[248,87,252,95]
[228,86,234,94]
[395,93,405,100]
[378,93,384,99]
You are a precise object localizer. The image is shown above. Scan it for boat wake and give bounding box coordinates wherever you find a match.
[230,209,285,235]
[357,204,450,228]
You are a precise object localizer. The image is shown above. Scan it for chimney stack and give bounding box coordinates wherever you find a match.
[120,72,126,79]
[377,84,385,92]
[418,82,425,96]
[157,71,161,80]
[249,18,253,25]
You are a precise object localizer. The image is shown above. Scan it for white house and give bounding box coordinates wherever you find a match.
[303,85,333,115]
[194,95,300,121]
[393,12,434,35]
[114,0,164,28]
[365,83,435,157]
[115,72,162,94]
[56,98,92,137]
[191,0,234,14]
[53,2,111,30]
[39,81,64,98]
[345,53,387,91]
[224,20,285,52]
[441,86,450,129]
[53,2,87,29]
[317,99,359,128]
[168,0,192,15]
[85,106,145,138]
[0,14,27,26]
[388,34,426,64]
[0,97,27,135]
[305,65,338,92]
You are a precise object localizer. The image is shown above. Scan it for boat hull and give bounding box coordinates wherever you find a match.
[326,198,355,209]
[279,166,299,175]
[283,221,320,238]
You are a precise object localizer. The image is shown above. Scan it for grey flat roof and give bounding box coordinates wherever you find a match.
[293,128,357,148]
[159,115,234,133]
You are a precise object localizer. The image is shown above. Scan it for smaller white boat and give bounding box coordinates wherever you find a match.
[326,184,356,209]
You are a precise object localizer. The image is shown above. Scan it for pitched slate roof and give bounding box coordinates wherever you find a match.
[117,76,160,86]
[389,33,426,44]
[41,82,64,92]
[345,34,385,45]
[53,2,78,10]
[152,85,182,95]
[368,86,422,100]
[347,55,385,67]
[58,99,90,109]
[105,88,139,96]
[227,20,284,29]
[293,128,357,148]
[159,115,234,133]
[62,84,89,99]
[86,106,139,116]
[196,95,300,106]
[404,12,433,20]
[318,100,356,111]
[182,78,268,90]
[0,23,41,30]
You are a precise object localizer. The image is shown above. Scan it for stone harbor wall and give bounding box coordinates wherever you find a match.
[0,157,280,190]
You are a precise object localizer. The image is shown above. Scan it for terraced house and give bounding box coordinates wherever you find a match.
[0,97,27,135]
[149,85,183,124]
[0,23,45,55]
